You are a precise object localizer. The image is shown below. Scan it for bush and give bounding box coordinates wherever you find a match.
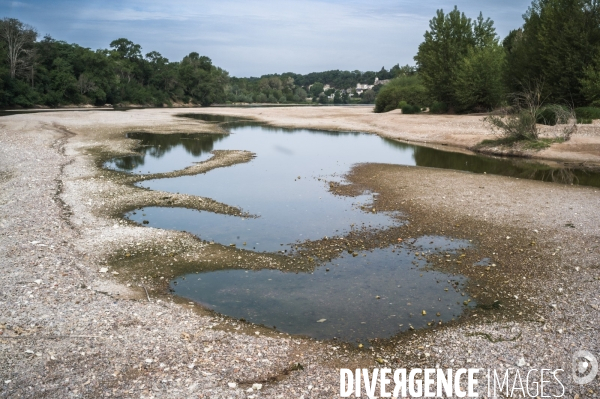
[401,104,421,114]
[398,100,408,109]
[574,107,600,120]
[536,105,569,126]
[485,83,576,143]
[373,75,429,113]
[429,101,448,114]
[577,118,592,124]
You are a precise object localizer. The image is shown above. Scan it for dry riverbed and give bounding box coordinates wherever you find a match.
[0,108,599,398]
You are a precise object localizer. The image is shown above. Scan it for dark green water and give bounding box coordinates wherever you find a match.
[173,237,473,342]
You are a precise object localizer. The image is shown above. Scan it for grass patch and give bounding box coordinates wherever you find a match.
[521,138,564,150]
[476,137,564,151]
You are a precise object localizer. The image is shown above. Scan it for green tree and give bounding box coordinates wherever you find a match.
[414,8,497,110]
[178,52,228,106]
[294,87,307,100]
[580,53,600,105]
[453,43,506,111]
[48,57,78,104]
[361,89,376,104]
[109,38,142,60]
[310,82,324,97]
[505,0,600,105]
[374,75,429,112]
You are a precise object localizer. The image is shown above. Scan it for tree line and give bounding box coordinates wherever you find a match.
[0,17,409,108]
[0,19,228,107]
[375,0,600,114]
[225,66,409,105]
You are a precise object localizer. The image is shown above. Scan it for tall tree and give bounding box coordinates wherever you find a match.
[414,7,497,110]
[505,0,600,105]
[178,52,228,106]
[0,18,37,79]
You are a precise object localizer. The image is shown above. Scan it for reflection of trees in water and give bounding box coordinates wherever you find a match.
[111,132,226,171]
[178,113,247,123]
[383,138,600,187]
[111,155,146,171]
[179,113,364,137]
[255,125,361,137]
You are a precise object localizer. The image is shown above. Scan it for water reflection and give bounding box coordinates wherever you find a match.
[103,113,599,341]
[382,139,600,187]
[106,113,600,188]
[174,239,474,342]
[105,132,226,174]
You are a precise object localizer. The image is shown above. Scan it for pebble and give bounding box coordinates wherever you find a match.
[2,108,599,399]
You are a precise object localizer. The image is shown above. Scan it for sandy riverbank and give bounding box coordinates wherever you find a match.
[0,108,598,398]
[197,106,600,166]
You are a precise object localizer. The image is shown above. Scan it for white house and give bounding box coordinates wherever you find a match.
[355,77,390,94]
[355,83,373,95]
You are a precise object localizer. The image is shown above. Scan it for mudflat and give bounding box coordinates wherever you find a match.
[0,107,598,398]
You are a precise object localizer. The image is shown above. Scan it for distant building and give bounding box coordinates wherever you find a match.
[355,83,373,95]
[355,77,390,95]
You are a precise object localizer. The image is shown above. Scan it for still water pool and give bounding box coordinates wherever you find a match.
[172,236,472,342]
[106,114,598,341]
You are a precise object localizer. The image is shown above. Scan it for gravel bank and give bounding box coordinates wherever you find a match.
[0,109,598,398]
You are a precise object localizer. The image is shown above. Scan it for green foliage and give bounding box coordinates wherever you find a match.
[429,101,448,114]
[485,110,538,141]
[574,107,600,120]
[536,105,569,125]
[361,89,376,104]
[317,93,329,104]
[453,44,506,112]
[310,82,324,97]
[478,136,564,150]
[401,104,421,114]
[485,83,577,143]
[0,20,229,107]
[504,0,600,106]
[579,54,600,105]
[373,75,428,113]
[414,7,498,111]
[224,66,404,105]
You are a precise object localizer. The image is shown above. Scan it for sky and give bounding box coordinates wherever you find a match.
[0,0,532,77]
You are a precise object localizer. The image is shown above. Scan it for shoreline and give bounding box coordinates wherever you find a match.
[0,108,598,397]
[4,106,600,167]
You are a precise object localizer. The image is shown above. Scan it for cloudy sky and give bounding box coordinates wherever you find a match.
[0,0,531,77]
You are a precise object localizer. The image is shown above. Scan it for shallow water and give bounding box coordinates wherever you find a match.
[106,114,598,341]
[173,238,474,342]
[106,114,600,187]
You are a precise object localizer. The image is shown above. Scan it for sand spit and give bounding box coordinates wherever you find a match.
[0,108,598,398]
